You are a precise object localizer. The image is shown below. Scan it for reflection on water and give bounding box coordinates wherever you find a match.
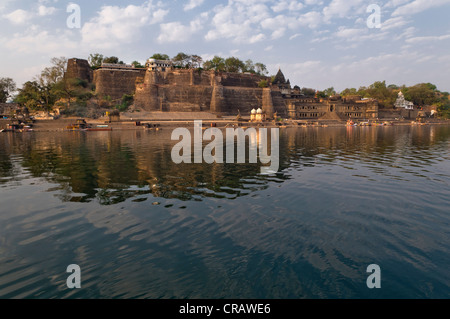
[0,125,449,298]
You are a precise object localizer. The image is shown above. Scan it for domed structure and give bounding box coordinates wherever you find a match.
[251,109,256,114]
[256,108,262,114]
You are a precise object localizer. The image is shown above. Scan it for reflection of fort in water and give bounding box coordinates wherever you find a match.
[1,125,448,204]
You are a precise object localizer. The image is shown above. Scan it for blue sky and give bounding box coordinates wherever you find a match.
[1,0,450,92]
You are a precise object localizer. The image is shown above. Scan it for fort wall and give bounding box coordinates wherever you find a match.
[64,59,377,121]
[65,58,93,83]
[134,69,279,115]
[94,68,146,100]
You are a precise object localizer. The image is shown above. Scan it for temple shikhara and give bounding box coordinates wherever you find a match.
[65,57,379,121]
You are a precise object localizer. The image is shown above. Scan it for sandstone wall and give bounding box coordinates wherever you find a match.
[269,90,288,117]
[222,87,263,114]
[219,72,266,88]
[161,86,213,112]
[94,69,146,100]
[133,69,285,116]
[65,58,93,83]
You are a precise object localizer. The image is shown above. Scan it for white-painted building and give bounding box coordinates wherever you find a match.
[145,58,172,72]
[394,91,414,110]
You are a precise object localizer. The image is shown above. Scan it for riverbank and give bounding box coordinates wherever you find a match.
[1,114,449,132]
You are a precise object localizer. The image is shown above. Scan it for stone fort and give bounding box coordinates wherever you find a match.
[65,58,378,120]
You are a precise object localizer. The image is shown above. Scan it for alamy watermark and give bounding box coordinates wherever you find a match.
[367,4,381,29]
[66,264,81,289]
[366,264,381,289]
[67,3,81,29]
[171,121,280,175]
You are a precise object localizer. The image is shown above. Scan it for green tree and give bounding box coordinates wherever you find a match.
[341,88,358,96]
[323,87,336,97]
[190,55,203,69]
[115,94,134,112]
[203,56,226,72]
[15,81,45,110]
[364,81,397,108]
[150,53,170,60]
[301,88,316,96]
[88,53,104,69]
[244,59,255,73]
[103,56,123,64]
[0,77,16,103]
[39,57,67,87]
[317,91,328,98]
[131,61,144,68]
[258,79,268,88]
[407,83,438,106]
[254,63,268,76]
[224,57,245,73]
[172,52,191,68]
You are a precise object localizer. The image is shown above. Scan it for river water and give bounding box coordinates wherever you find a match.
[0,125,449,299]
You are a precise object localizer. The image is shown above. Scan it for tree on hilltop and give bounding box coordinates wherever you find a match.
[0,77,16,103]
[224,57,245,73]
[190,55,203,69]
[254,63,268,76]
[150,53,170,60]
[88,53,104,69]
[131,61,144,68]
[172,52,191,68]
[203,56,225,72]
[103,56,124,64]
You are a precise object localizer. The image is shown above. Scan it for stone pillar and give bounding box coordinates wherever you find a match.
[211,84,224,113]
[262,88,275,119]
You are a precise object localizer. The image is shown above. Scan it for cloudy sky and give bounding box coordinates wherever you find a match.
[1,0,450,92]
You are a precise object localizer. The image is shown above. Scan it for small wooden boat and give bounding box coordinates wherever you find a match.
[86,125,113,131]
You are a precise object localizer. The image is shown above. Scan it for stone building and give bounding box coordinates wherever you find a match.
[145,58,172,72]
[286,94,378,120]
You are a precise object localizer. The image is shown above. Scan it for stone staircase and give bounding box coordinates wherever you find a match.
[318,111,346,124]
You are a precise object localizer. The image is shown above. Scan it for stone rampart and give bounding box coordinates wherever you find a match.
[65,58,93,83]
[94,68,146,100]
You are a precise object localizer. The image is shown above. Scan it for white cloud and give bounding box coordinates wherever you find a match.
[2,3,57,24]
[381,16,409,31]
[335,27,366,39]
[184,0,205,11]
[205,1,271,43]
[271,1,304,12]
[4,9,33,25]
[298,11,323,29]
[392,0,450,16]
[289,33,302,40]
[38,5,57,16]
[406,34,450,43]
[249,33,266,43]
[322,0,365,22]
[384,0,411,9]
[81,2,168,48]
[4,27,77,55]
[157,18,204,43]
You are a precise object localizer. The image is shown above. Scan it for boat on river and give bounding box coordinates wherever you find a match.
[67,119,112,131]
